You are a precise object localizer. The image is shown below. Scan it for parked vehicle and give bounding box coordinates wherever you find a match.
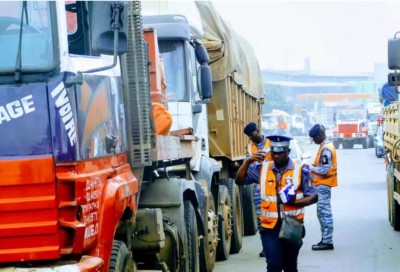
[383,33,400,231]
[0,1,213,271]
[332,109,369,149]
[365,102,382,148]
[291,114,306,136]
[262,113,276,135]
[141,0,265,268]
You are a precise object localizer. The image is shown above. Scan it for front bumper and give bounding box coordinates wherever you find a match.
[1,256,104,272]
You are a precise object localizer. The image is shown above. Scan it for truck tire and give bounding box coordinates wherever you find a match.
[200,193,217,272]
[220,178,243,254]
[362,138,367,149]
[184,200,200,272]
[216,185,232,261]
[333,141,340,149]
[368,136,375,148]
[109,240,135,272]
[241,184,258,236]
[392,196,400,231]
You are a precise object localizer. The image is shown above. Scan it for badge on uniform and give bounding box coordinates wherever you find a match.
[322,155,328,165]
[285,176,293,184]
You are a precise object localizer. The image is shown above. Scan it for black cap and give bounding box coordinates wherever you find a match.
[244,122,257,136]
[309,124,322,138]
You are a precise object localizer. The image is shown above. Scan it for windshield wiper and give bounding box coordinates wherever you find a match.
[14,1,28,82]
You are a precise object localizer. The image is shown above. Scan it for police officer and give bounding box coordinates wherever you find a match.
[237,134,318,272]
[236,122,272,258]
[308,124,338,251]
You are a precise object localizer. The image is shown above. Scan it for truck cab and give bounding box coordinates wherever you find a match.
[0,1,150,270]
[333,109,369,149]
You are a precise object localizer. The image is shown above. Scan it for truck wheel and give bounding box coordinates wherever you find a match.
[109,240,135,272]
[216,185,232,261]
[333,141,340,149]
[392,196,400,231]
[241,184,258,236]
[362,138,367,149]
[184,200,200,272]
[368,136,375,148]
[200,193,217,272]
[220,178,243,254]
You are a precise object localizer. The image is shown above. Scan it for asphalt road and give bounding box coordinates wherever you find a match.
[214,139,400,272]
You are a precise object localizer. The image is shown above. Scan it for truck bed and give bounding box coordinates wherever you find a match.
[383,103,400,156]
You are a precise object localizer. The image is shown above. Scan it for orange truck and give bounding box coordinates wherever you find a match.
[0,1,215,271]
[332,109,369,149]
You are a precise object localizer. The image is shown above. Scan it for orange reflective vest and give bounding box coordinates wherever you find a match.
[247,139,272,161]
[259,161,305,229]
[312,142,338,187]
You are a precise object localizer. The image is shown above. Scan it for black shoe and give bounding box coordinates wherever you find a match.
[259,251,265,257]
[312,242,334,251]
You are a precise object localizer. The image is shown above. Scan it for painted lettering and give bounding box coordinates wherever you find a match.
[51,83,77,146]
[6,101,24,118]
[0,107,11,123]
[0,95,35,125]
[21,95,35,114]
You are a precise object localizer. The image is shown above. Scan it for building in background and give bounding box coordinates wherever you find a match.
[261,61,386,130]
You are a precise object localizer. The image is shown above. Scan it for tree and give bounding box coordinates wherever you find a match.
[263,86,294,114]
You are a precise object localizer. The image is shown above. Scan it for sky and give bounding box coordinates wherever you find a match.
[211,1,400,75]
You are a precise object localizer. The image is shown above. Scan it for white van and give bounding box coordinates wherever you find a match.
[291,114,305,135]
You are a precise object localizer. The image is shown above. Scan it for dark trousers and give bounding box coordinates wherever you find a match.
[260,221,302,272]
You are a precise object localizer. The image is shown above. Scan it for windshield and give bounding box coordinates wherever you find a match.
[158,40,186,102]
[367,113,379,122]
[0,1,55,73]
[337,110,364,121]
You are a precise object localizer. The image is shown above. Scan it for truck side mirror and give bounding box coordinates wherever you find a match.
[198,64,212,100]
[388,33,400,70]
[90,1,128,55]
[195,43,210,64]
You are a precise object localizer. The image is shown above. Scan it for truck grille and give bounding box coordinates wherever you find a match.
[0,156,59,262]
[338,123,359,133]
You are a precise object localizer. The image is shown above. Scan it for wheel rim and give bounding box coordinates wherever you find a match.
[223,202,232,240]
[207,198,218,257]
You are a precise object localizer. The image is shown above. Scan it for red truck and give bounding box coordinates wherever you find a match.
[332,109,369,149]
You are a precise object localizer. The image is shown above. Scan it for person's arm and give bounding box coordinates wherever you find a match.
[290,167,318,206]
[309,148,332,175]
[236,150,265,185]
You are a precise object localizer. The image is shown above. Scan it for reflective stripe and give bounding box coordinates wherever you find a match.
[283,208,304,216]
[261,207,304,218]
[263,147,271,153]
[312,173,337,178]
[260,161,271,200]
[261,193,303,202]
